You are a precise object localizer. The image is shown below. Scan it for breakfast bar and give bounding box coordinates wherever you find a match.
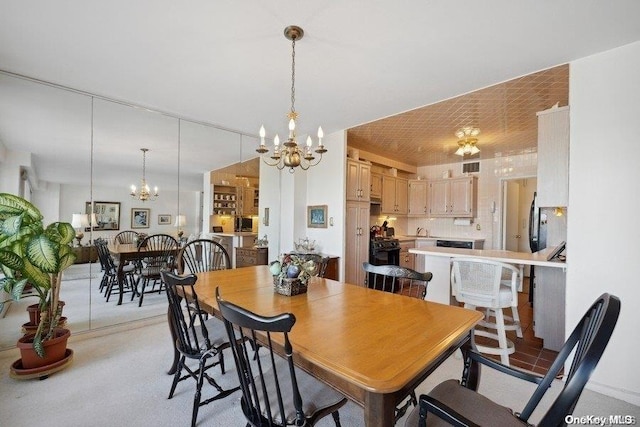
[409,245,567,351]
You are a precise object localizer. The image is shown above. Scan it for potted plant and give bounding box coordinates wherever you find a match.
[0,193,76,371]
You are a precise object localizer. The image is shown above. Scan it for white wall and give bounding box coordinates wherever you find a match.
[569,40,640,405]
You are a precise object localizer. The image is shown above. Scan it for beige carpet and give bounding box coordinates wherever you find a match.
[1,317,638,426]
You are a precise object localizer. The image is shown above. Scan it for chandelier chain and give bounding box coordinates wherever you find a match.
[290,37,296,115]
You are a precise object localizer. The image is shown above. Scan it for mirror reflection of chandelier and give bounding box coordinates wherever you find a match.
[256,25,327,173]
[454,127,480,156]
[130,148,158,202]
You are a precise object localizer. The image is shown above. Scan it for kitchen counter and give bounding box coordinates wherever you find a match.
[398,235,485,245]
[409,246,565,269]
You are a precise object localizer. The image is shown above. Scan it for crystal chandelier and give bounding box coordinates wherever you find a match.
[454,127,480,156]
[130,148,158,202]
[256,25,326,172]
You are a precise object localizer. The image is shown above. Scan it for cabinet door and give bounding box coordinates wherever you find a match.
[370,173,382,199]
[395,178,408,215]
[449,178,473,216]
[537,107,569,207]
[345,201,369,286]
[429,180,449,216]
[346,160,361,201]
[359,163,371,202]
[408,180,427,216]
[381,176,397,214]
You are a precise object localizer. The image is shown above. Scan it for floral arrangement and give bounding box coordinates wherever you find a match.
[269,253,318,283]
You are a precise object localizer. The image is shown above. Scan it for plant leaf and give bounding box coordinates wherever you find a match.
[0,214,23,237]
[23,258,51,289]
[26,235,59,273]
[58,244,77,271]
[0,249,24,271]
[45,222,75,245]
[10,278,28,300]
[0,193,43,222]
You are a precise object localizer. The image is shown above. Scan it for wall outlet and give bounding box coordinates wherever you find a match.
[476,223,481,231]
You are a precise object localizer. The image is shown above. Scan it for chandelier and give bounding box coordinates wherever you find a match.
[256,25,326,172]
[454,127,480,156]
[130,148,158,202]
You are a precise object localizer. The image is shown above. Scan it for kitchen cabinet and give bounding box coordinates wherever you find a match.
[72,246,98,264]
[345,200,370,286]
[236,247,268,268]
[212,185,238,216]
[346,159,371,202]
[399,240,415,270]
[381,176,408,215]
[537,106,569,207]
[370,172,382,199]
[428,177,476,217]
[408,179,428,216]
[533,266,566,351]
[241,187,259,216]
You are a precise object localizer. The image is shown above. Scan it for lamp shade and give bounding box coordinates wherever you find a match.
[71,213,89,229]
[174,214,186,227]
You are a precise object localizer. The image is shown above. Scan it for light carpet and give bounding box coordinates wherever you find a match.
[1,317,638,427]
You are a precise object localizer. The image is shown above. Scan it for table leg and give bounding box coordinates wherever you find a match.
[116,259,125,305]
[364,391,396,427]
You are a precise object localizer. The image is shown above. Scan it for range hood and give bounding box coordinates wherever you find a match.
[370,197,381,205]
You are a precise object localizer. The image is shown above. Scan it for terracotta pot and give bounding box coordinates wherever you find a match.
[17,328,70,369]
[22,317,67,334]
[26,301,65,326]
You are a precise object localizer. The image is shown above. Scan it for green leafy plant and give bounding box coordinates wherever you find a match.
[0,193,76,357]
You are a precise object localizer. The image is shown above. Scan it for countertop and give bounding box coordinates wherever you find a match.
[210,232,257,237]
[396,235,485,244]
[409,245,566,269]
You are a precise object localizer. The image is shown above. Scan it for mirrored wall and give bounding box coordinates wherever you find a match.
[0,71,255,350]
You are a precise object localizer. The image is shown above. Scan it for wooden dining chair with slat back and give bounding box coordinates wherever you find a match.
[177,239,231,275]
[362,262,432,299]
[136,234,178,307]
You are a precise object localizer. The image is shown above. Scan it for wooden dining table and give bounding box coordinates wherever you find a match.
[190,265,483,427]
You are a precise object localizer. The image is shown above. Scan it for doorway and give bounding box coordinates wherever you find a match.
[500,177,537,275]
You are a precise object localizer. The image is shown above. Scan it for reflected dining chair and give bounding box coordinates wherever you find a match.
[136,234,178,307]
[94,238,136,301]
[450,258,523,365]
[216,288,348,427]
[161,272,238,427]
[362,262,433,300]
[177,239,231,275]
[405,293,621,426]
[114,230,139,244]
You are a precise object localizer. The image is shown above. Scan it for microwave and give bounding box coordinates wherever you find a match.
[235,217,253,232]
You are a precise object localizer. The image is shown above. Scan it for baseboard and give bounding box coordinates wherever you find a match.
[586,379,640,407]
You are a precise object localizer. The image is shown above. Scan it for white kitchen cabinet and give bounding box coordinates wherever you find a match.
[533,266,566,351]
[537,106,569,207]
[399,240,415,270]
[428,177,476,217]
[381,176,408,215]
[346,159,371,202]
[345,201,370,286]
[408,179,428,216]
[370,172,382,199]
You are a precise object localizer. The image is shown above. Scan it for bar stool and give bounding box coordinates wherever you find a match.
[451,257,523,365]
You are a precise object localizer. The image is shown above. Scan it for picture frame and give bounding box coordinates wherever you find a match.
[131,208,150,229]
[307,205,328,228]
[85,201,121,231]
[158,214,172,225]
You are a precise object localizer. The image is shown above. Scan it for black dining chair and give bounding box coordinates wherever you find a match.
[362,262,433,299]
[161,272,239,427]
[216,288,348,427]
[94,238,136,301]
[114,230,139,244]
[135,233,178,307]
[404,293,621,427]
[177,239,231,274]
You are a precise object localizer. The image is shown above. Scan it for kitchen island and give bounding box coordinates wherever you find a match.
[409,245,567,351]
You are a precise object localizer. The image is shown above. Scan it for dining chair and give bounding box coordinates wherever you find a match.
[298,253,332,278]
[94,238,136,301]
[161,272,238,427]
[450,257,523,365]
[405,293,621,427]
[136,234,178,307]
[114,230,139,244]
[177,238,231,274]
[362,262,433,299]
[216,288,348,427]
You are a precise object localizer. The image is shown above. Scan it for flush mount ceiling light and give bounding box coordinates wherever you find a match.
[256,25,326,173]
[454,127,480,156]
[130,148,158,202]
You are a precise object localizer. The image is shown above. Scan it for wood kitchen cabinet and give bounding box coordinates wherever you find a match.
[241,187,259,216]
[429,177,476,217]
[345,200,370,286]
[346,159,371,202]
[408,179,428,216]
[236,247,268,268]
[537,106,569,207]
[370,172,382,199]
[381,176,408,215]
[399,240,415,270]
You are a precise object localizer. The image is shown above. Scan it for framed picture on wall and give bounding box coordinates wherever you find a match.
[307,205,328,228]
[158,214,171,225]
[131,208,150,229]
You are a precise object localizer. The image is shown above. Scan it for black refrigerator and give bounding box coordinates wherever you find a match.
[528,192,547,303]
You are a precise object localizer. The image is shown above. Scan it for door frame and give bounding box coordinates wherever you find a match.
[498,175,537,251]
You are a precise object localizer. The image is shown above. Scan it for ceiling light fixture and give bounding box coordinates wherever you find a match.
[130,148,158,202]
[454,127,480,156]
[256,25,326,173]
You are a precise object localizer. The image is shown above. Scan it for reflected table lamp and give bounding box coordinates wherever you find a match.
[71,213,90,246]
[174,214,186,239]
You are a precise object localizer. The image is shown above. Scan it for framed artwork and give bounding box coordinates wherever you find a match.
[158,214,172,225]
[131,208,150,229]
[307,205,328,228]
[85,201,121,231]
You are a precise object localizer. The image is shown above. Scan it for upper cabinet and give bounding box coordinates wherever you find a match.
[429,177,477,217]
[408,179,428,216]
[537,106,569,207]
[381,176,408,215]
[370,172,382,199]
[242,187,259,216]
[346,159,371,201]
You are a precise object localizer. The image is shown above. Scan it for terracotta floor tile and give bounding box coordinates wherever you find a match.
[512,352,538,365]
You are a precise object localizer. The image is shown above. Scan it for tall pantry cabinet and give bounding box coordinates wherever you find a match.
[345,158,371,286]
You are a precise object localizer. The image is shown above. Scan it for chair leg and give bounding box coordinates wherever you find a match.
[138,277,147,307]
[168,356,185,399]
[191,361,206,427]
[331,411,342,427]
[495,308,510,365]
[511,304,523,338]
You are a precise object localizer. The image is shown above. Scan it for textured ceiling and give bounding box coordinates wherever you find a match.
[347,65,569,167]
